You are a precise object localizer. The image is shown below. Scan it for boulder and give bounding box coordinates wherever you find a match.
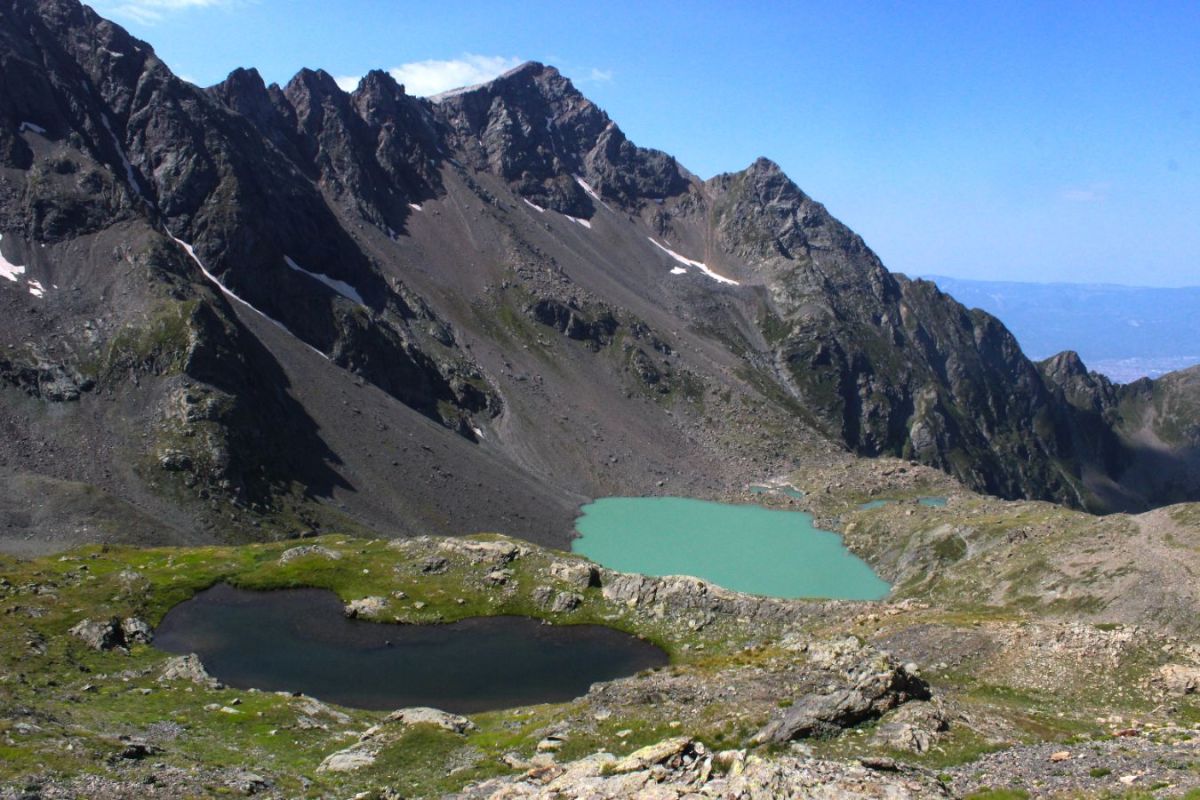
[294,695,351,724]
[226,771,272,795]
[1158,664,1200,695]
[69,618,125,651]
[549,560,598,591]
[159,653,223,689]
[344,595,387,619]
[870,701,949,753]
[611,736,692,773]
[550,591,583,613]
[438,538,524,565]
[316,745,377,773]
[115,738,161,760]
[278,545,341,565]
[384,706,475,734]
[122,617,154,644]
[420,555,449,574]
[752,661,930,744]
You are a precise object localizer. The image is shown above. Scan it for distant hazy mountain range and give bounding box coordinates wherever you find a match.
[924,276,1200,383]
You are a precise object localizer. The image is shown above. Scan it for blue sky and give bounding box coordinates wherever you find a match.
[91,0,1199,287]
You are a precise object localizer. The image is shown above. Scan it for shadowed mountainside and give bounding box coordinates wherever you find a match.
[1,0,1198,553]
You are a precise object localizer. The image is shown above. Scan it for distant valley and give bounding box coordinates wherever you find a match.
[925,275,1200,382]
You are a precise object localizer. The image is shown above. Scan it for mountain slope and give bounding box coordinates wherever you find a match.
[1,0,1198,553]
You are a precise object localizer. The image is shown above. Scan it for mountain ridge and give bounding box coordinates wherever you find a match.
[2,0,1199,554]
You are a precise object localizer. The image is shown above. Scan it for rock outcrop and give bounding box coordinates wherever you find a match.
[452,738,950,799]
[752,639,931,744]
[68,616,152,651]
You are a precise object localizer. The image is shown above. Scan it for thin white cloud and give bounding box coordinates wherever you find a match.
[336,55,523,98]
[392,55,522,96]
[586,68,614,83]
[1061,182,1111,202]
[93,0,236,24]
[334,75,361,92]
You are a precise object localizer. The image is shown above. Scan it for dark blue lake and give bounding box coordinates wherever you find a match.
[154,583,667,712]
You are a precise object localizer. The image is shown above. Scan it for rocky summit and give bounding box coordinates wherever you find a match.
[2,1,1200,799]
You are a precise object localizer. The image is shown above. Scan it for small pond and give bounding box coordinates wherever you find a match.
[154,584,668,712]
[572,497,889,600]
[857,497,947,510]
[748,484,805,500]
[858,499,893,510]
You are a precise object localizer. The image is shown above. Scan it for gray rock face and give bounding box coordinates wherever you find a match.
[435,62,689,216]
[343,595,387,619]
[1157,664,1200,696]
[598,569,834,625]
[69,618,125,651]
[278,545,342,564]
[159,653,223,689]
[316,745,377,773]
[437,538,524,565]
[383,706,475,734]
[69,616,152,651]
[452,737,950,799]
[752,651,931,744]
[549,560,598,591]
[871,701,951,753]
[121,617,154,644]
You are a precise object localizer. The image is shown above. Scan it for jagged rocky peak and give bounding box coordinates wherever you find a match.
[706,156,873,269]
[351,69,407,110]
[283,67,351,127]
[0,0,157,168]
[1038,350,1121,416]
[1042,350,1091,381]
[205,67,301,162]
[432,60,689,214]
[207,66,273,113]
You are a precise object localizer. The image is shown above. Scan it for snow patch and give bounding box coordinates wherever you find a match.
[566,216,592,229]
[472,426,485,440]
[19,121,47,134]
[647,238,739,285]
[285,256,365,306]
[0,236,49,299]
[670,267,688,275]
[523,198,545,213]
[574,175,610,210]
[100,113,145,201]
[166,231,327,360]
[408,203,423,212]
[0,235,26,283]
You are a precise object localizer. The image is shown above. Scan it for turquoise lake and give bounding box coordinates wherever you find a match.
[572,497,890,600]
[858,497,947,510]
[749,484,806,500]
